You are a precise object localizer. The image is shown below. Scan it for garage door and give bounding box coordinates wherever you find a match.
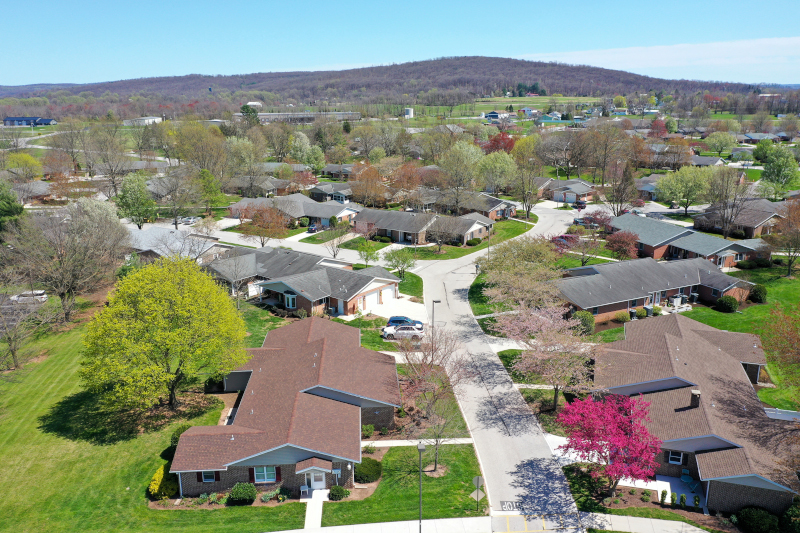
[381,286,395,303]
[364,291,380,308]
[565,192,576,203]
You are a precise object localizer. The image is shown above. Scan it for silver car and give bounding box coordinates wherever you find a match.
[381,324,424,341]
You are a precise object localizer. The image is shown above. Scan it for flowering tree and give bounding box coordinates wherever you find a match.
[606,230,639,260]
[557,395,662,495]
[484,132,516,154]
[647,119,667,139]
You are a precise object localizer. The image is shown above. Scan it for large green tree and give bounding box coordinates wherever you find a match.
[704,132,736,157]
[80,258,249,409]
[763,147,799,189]
[654,166,711,215]
[116,172,157,229]
[195,169,225,215]
[0,179,23,232]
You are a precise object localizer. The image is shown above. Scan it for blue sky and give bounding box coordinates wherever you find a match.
[3,0,799,86]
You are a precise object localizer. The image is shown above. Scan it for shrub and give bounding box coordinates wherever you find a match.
[653,305,663,316]
[636,308,647,319]
[614,311,631,323]
[603,497,612,506]
[643,489,651,497]
[379,236,392,243]
[670,492,677,506]
[716,295,739,313]
[613,498,620,505]
[397,407,407,418]
[773,257,784,265]
[354,457,382,483]
[198,493,209,504]
[260,488,279,502]
[329,485,350,501]
[362,443,376,454]
[629,488,637,495]
[171,423,192,447]
[567,224,584,234]
[208,492,218,505]
[755,257,772,268]
[731,229,746,239]
[660,489,667,504]
[299,217,309,227]
[295,308,308,319]
[632,198,646,207]
[466,238,481,246]
[780,505,800,533]
[573,310,595,336]
[679,494,686,508]
[750,284,768,303]
[738,507,779,533]
[361,424,374,438]
[694,495,700,510]
[148,463,179,499]
[380,426,389,435]
[641,494,650,502]
[288,220,298,229]
[737,260,755,269]
[228,482,257,504]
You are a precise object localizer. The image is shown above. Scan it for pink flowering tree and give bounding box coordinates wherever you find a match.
[557,394,662,496]
[605,230,640,260]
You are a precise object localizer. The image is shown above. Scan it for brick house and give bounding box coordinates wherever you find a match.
[694,199,786,239]
[308,183,354,203]
[593,314,799,515]
[544,179,596,203]
[558,258,752,323]
[171,318,400,498]
[610,214,770,268]
[128,226,233,265]
[352,208,492,246]
[229,194,360,228]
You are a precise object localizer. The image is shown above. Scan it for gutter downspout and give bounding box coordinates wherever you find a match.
[178,472,184,499]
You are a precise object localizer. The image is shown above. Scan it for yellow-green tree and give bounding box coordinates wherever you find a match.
[80,258,249,409]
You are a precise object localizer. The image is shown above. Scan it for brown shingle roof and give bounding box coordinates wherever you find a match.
[296,457,333,473]
[171,318,399,472]
[696,448,753,479]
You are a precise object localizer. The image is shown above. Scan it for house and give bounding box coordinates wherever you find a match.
[691,155,724,167]
[309,183,353,203]
[352,208,492,245]
[228,194,359,227]
[321,164,355,181]
[257,163,311,175]
[636,174,665,201]
[744,133,779,144]
[544,179,596,203]
[417,189,516,219]
[519,107,538,117]
[122,116,163,126]
[610,214,770,268]
[127,226,232,265]
[11,180,52,203]
[484,111,509,120]
[594,314,799,515]
[170,318,400,497]
[433,124,465,135]
[3,116,57,126]
[558,257,752,323]
[694,199,786,238]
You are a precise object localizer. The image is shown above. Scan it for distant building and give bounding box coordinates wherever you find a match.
[122,116,162,126]
[245,101,263,108]
[403,108,414,119]
[3,117,58,126]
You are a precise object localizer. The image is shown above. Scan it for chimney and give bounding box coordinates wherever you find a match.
[690,390,701,408]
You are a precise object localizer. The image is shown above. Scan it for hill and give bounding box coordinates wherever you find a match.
[0,56,755,102]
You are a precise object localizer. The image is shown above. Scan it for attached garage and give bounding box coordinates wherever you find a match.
[565,192,576,203]
[363,290,380,309]
[380,286,395,304]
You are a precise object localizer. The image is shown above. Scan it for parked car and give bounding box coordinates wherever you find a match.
[183,216,201,225]
[10,290,47,303]
[573,200,587,209]
[572,217,585,226]
[382,324,424,340]
[386,316,423,328]
[307,224,319,233]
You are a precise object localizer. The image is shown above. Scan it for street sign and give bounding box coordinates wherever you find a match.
[470,489,485,501]
[332,469,341,475]
[472,476,484,488]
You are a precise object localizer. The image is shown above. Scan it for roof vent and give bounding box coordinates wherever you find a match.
[231,435,235,441]
[250,409,253,415]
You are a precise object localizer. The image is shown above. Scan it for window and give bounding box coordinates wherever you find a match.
[679,287,685,295]
[202,471,216,483]
[735,253,743,261]
[591,307,598,316]
[711,288,720,297]
[285,294,296,309]
[637,242,644,250]
[630,299,638,307]
[661,291,667,298]
[254,466,276,483]
[667,451,684,465]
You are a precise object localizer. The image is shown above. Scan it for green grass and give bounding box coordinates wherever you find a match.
[0,326,306,533]
[219,241,256,248]
[519,388,567,436]
[661,213,696,223]
[321,445,486,526]
[556,256,612,269]
[415,220,530,260]
[340,237,391,251]
[476,317,497,336]
[513,213,539,223]
[299,229,347,244]
[758,365,800,410]
[397,272,423,301]
[594,327,626,343]
[562,465,722,533]
[468,274,495,316]
[239,301,289,348]
[742,168,763,181]
[331,316,396,352]
[497,349,544,384]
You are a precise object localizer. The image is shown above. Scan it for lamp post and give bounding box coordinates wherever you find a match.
[417,442,425,533]
[431,300,441,331]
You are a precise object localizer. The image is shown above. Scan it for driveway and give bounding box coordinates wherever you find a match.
[413,205,577,524]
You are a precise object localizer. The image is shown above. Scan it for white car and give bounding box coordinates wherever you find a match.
[381,324,424,341]
[10,290,47,303]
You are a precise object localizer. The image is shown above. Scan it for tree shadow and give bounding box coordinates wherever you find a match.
[508,457,580,516]
[38,390,141,445]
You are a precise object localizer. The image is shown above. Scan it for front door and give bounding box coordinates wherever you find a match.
[309,472,326,490]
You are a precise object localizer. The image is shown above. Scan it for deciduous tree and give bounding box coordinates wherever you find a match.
[79,257,248,409]
[477,150,516,194]
[239,204,289,247]
[604,164,637,216]
[195,169,225,215]
[763,147,799,188]
[655,166,711,215]
[557,395,662,495]
[705,167,751,239]
[322,223,350,259]
[116,172,157,229]
[704,131,737,157]
[0,178,24,231]
[606,230,639,260]
[6,153,42,182]
[438,141,483,214]
[383,248,416,279]
[764,200,800,277]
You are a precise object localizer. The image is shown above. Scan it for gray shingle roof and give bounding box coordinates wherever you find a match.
[353,208,436,233]
[460,212,494,225]
[128,226,217,258]
[611,214,692,246]
[260,265,398,301]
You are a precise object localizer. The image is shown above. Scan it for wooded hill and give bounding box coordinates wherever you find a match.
[0,56,756,102]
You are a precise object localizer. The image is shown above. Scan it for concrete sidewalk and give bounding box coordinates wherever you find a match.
[361,438,475,447]
[277,516,491,533]
[579,512,705,533]
[302,489,329,529]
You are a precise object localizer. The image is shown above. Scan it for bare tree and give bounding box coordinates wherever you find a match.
[322,223,351,259]
[587,123,628,184]
[211,247,255,310]
[604,164,637,216]
[157,168,200,229]
[48,119,84,171]
[91,121,130,196]
[0,199,130,321]
[0,126,25,151]
[426,215,464,252]
[704,167,751,239]
[571,228,604,266]
[239,204,289,247]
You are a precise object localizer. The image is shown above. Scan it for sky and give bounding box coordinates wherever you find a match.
[3,0,800,87]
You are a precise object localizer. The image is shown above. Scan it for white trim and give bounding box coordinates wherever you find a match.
[296,464,334,474]
[225,443,359,467]
[254,465,276,483]
[667,450,684,465]
[299,384,400,408]
[202,471,216,483]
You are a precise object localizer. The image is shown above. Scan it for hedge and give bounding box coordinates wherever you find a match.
[737,260,755,269]
[780,505,800,533]
[755,257,772,268]
[614,311,631,323]
[228,482,257,504]
[148,463,179,499]
[466,238,481,246]
[716,295,739,313]
[354,457,382,483]
[329,485,350,501]
[573,310,595,335]
[750,284,768,303]
[636,308,647,319]
[737,507,779,533]
[171,423,192,447]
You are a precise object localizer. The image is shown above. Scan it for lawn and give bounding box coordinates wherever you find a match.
[661,213,695,223]
[468,273,494,316]
[331,316,397,352]
[240,301,289,348]
[562,465,722,533]
[415,220,531,261]
[0,327,306,533]
[340,236,391,251]
[299,229,346,244]
[397,272,423,301]
[497,349,544,384]
[321,444,486,526]
[222,224,306,240]
[519,388,569,436]
[594,326,626,343]
[555,256,612,269]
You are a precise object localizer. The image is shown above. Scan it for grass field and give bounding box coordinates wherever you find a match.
[299,229,344,244]
[240,301,288,348]
[415,219,531,261]
[397,272,423,301]
[340,236,391,251]
[331,316,397,352]
[0,326,306,533]
[321,445,486,526]
[467,274,496,317]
